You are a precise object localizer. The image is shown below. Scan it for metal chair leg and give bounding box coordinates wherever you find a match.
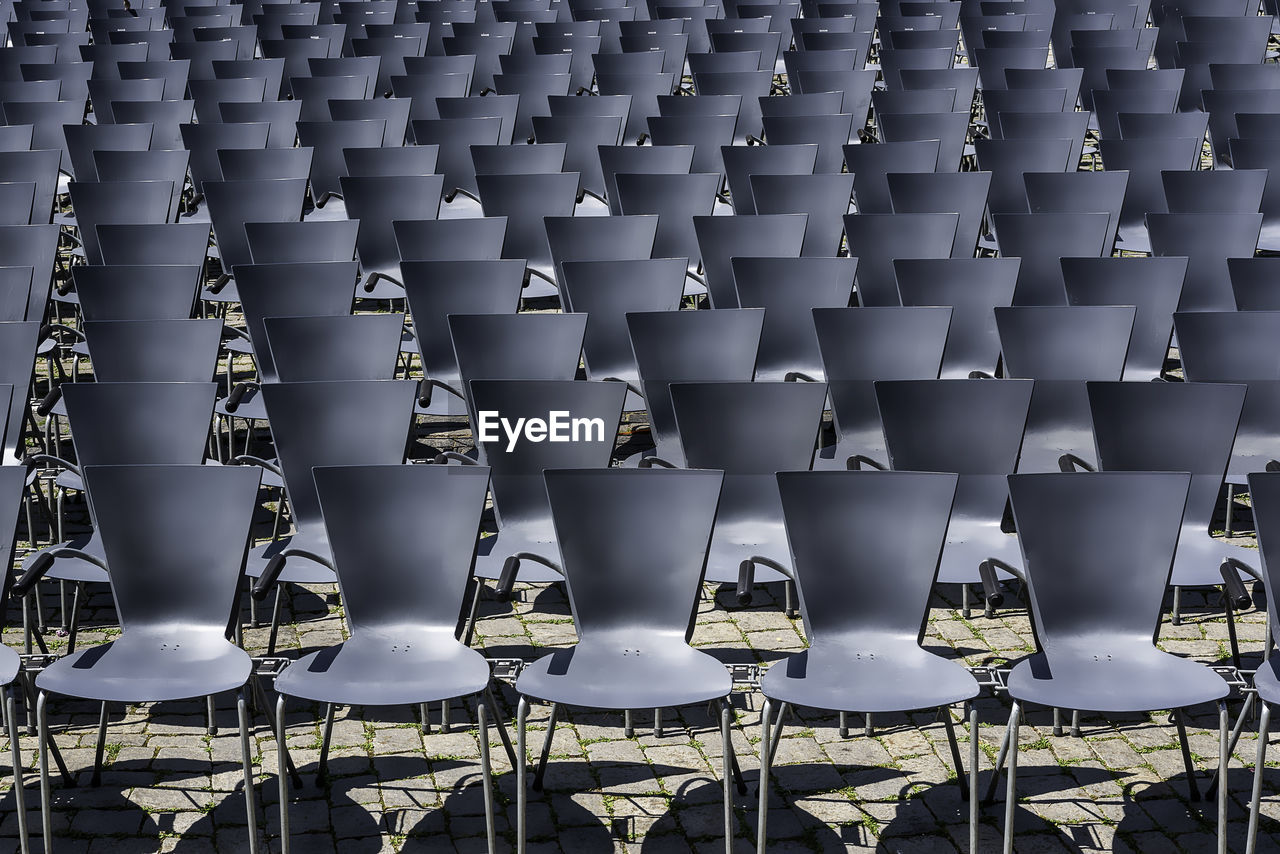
[7,686,29,854]
[532,702,558,791]
[516,696,529,854]
[1246,700,1271,854]
[756,697,772,853]
[267,584,284,656]
[483,686,518,768]
[477,701,497,854]
[65,583,83,654]
[1219,700,1229,854]
[276,693,291,854]
[720,700,734,854]
[943,707,968,800]
[969,703,979,854]
[238,688,259,854]
[90,701,108,786]
[1001,700,1021,854]
[36,691,51,854]
[419,703,431,734]
[317,703,335,784]
[1175,708,1202,801]
[207,694,218,736]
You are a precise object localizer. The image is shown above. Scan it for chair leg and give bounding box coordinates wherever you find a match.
[1209,693,1257,798]
[238,688,259,854]
[460,577,484,646]
[838,711,848,738]
[276,693,291,854]
[483,686,517,769]
[1226,485,1235,536]
[1246,700,1272,854]
[516,696,529,854]
[66,583,83,654]
[90,702,108,786]
[720,699,734,854]
[1172,585,1182,626]
[1001,700,1021,854]
[624,709,633,738]
[419,703,431,735]
[476,700,496,854]
[942,707,968,800]
[317,703,335,784]
[1219,700,1228,854]
[532,702,558,792]
[768,702,789,769]
[267,584,284,656]
[207,694,218,737]
[969,702,979,854]
[756,698,772,853]
[1175,708,1202,801]
[8,686,29,854]
[36,691,51,854]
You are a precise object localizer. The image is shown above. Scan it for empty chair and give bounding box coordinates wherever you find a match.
[1092,87,1177,141]
[94,150,189,222]
[1227,139,1280,252]
[758,470,979,854]
[96,223,210,268]
[996,306,1136,473]
[994,471,1230,853]
[1148,213,1262,313]
[646,114,736,178]
[203,179,308,304]
[1099,137,1203,254]
[180,121,270,198]
[295,119,387,208]
[513,467,742,854]
[693,214,808,308]
[327,98,412,147]
[993,212,1111,306]
[246,221,359,265]
[545,215,658,291]
[974,138,1073,222]
[844,213,960,306]
[888,172,992,258]
[998,111,1090,174]
[68,181,173,265]
[877,379,1032,613]
[751,173,856,257]
[217,147,313,183]
[844,139,940,214]
[1025,170,1129,257]
[471,143,566,177]
[343,145,438,179]
[412,117,503,205]
[531,115,624,203]
[1162,169,1267,215]
[732,257,856,382]
[616,172,721,283]
[812,306,951,470]
[719,144,816,215]
[897,257,1021,379]
[269,464,513,854]
[217,100,300,149]
[62,122,152,183]
[877,111,970,171]
[342,175,444,300]
[597,143,694,215]
[1063,257,1186,382]
[395,219,509,264]
[476,172,580,299]
[26,464,265,854]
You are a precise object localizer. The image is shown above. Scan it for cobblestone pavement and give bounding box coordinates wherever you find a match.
[4,464,1277,854]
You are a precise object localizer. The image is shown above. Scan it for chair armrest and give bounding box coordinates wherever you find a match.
[846,454,887,471]
[23,453,80,477]
[495,551,563,601]
[417,377,464,408]
[252,548,335,600]
[638,456,677,469]
[232,454,283,477]
[600,377,644,398]
[968,370,995,379]
[432,451,479,466]
[223,381,260,413]
[362,270,403,293]
[784,371,819,382]
[737,555,793,605]
[444,187,481,204]
[1221,556,1262,610]
[36,385,62,417]
[13,548,107,598]
[1058,453,1096,473]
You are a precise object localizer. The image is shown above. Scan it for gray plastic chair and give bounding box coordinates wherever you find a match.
[759,470,979,854]
[477,171,580,299]
[843,139,941,214]
[27,464,264,854]
[693,214,807,308]
[1230,257,1280,311]
[270,463,516,854]
[203,178,308,304]
[732,256,856,382]
[0,464,33,852]
[1148,213,1262,313]
[514,467,740,854]
[896,258,1021,379]
[625,308,764,467]
[995,471,1230,854]
[995,306,1135,473]
[663,381,827,603]
[1078,381,1252,634]
[343,174,444,301]
[845,212,960,307]
[1024,170,1128,258]
[812,306,950,471]
[994,212,1111,307]
[1062,257,1186,382]
[888,171,993,259]
[877,379,1034,616]
[750,172,855,258]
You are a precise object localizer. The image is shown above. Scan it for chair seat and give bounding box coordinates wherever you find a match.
[516,630,732,710]
[1252,658,1280,705]
[28,532,109,584]
[474,523,563,582]
[705,521,791,584]
[245,530,337,584]
[935,519,1022,586]
[521,264,559,300]
[357,276,406,302]
[54,470,82,492]
[275,629,491,707]
[202,281,240,304]
[1007,643,1229,713]
[1170,529,1255,588]
[36,629,252,703]
[0,644,19,687]
[224,336,253,356]
[761,637,979,714]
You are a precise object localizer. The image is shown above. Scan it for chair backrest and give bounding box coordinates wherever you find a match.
[545,467,722,637]
[1088,381,1245,532]
[877,378,1033,519]
[1148,212,1263,313]
[1246,471,1280,638]
[476,171,580,268]
[263,314,403,382]
[614,171,720,263]
[260,379,417,536]
[993,211,1111,306]
[995,305,1136,380]
[470,378,625,528]
[732,256,856,382]
[845,212,960,306]
[68,180,173,264]
[234,259,357,368]
[73,265,200,322]
[401,259,524,382]
[0,463,27,604]
[693,214,808,308]
[0,320,38,459]
[245,220,358,265]
[341,174,444,281]
[778,470,957,639]
[81,319,222,383]
[1008,471,1189,649]
[887,171,993,259]
[451,312,587,397]
[628,308,764,464]
[205,178,307,274]
[97,223,210,268]
[560,258,687,382]
[314,463,492,634]
[395,218,508,263]
[82,463,261,632]
[64,380,216,466]
[1175,310,1280,382]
